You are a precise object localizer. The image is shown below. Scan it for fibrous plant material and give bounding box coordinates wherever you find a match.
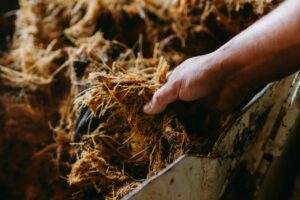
[68,54,198,198]
[0,0,282,199]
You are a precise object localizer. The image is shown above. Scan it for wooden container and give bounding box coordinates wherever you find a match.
[124,72,300,200]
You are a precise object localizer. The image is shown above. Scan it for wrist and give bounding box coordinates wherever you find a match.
[213,42,245,90]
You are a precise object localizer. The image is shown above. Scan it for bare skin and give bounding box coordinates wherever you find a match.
[143,0,300,115]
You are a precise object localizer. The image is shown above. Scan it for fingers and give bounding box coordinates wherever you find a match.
[143,80,180,115]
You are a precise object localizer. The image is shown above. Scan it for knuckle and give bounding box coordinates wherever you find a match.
[172,79,183,99]
[178,79,192,100]
[171,79,180,90]
[171,79,182,95]
[153,90,164,103]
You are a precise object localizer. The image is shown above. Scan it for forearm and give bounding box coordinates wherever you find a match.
[217,0,300,89]
[144,0,300,114]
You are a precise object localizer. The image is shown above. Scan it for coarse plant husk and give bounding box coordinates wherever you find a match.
[68,54,201,199]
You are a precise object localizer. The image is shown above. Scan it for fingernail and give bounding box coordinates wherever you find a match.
[143,102,152,114]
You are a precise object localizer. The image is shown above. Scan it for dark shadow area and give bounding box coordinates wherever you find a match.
[0,0,19,50]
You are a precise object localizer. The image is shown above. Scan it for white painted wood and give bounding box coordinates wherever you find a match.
[124,156,232,200]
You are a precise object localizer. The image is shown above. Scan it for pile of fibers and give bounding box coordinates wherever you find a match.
[0,0,282,199]
[68,54,203,198]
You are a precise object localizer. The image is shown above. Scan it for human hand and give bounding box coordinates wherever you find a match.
[143,52,247,115]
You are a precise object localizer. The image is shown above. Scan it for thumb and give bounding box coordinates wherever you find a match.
[143,81,180,115]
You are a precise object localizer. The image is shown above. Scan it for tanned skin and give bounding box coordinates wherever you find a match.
[143,0,300,115]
